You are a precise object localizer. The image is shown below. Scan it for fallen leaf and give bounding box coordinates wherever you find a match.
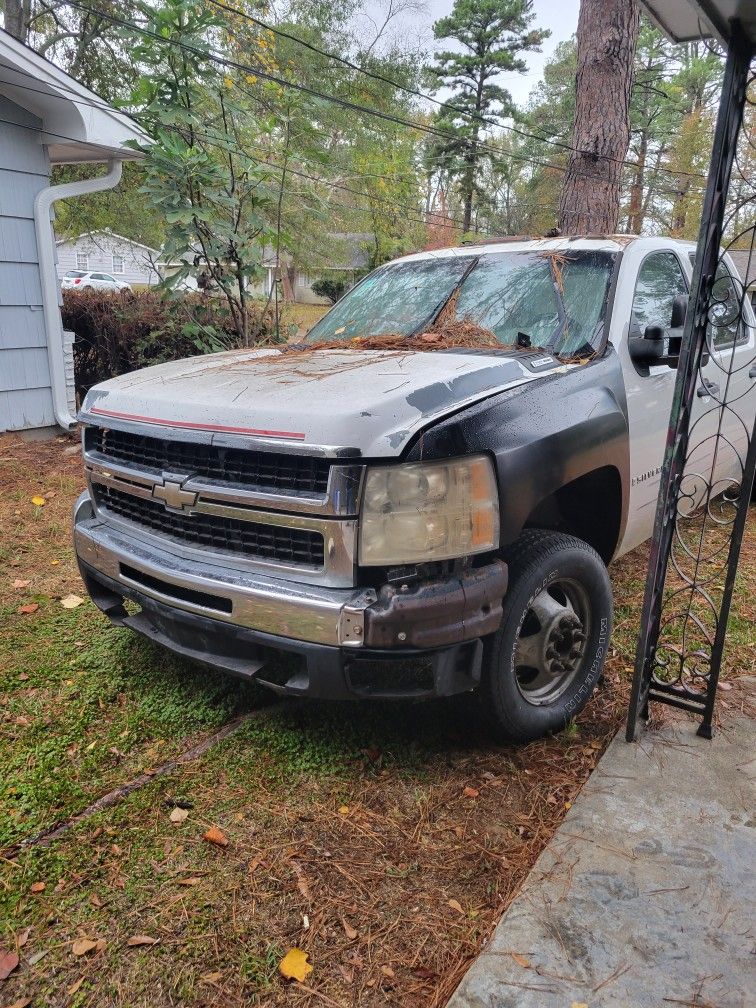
[0,949,19,979]
[68,977,85,995]
[4,999,32,1008]
[29,882,45,894]
[290,860,312,903]
[201,971,222,983]
[51,559,60,566]
[16,929,31,948]
[511,952,531,969]
[342,918,358,940]
[338,965,354,984]
[169,807,189,824]
[12,579,30,589]
[71,938,101,957]
[338,805,350,815]
[718,681,733,691]
[27,949,49,965]
[17,604,39,615]
[564,801,572,810]
[60,595,84,609]
[380,965,395,978]
[177,877,201,887]
[447,898,464,914]
[126,935,160,948]
[89,893,103,907]
[462,786,479,798]
[203,826,229,847]
[248,855,265,874]
[18,673,29,681]
[31,496,46,506]
[571,1003,589,1008]
[279,947,313,982]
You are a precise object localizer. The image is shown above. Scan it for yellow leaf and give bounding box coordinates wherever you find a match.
[511,952,531,968]
[279,947,313,982]
[61,594,84,609]
[169,807,189,824]
[31,496,46,506]
[338,805,350,815]
[571,1003,589,1008]
[447,898,464,914]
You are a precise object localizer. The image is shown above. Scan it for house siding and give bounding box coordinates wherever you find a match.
[57,233,161,287]
[0,95,54,433]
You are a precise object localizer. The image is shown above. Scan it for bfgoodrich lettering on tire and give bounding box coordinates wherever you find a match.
[480,529,612,743]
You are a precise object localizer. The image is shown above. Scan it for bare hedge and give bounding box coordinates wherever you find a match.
[62,289,277,399]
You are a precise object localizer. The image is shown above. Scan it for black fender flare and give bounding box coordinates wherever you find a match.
[403,349,630,559]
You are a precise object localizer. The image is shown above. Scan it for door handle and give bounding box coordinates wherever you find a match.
[749,366,756,379]
[697,381,719,398]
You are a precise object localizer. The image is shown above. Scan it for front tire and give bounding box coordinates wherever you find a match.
[480,529,613,744]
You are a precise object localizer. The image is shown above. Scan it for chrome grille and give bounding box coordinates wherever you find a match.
[86,427,330,496]
[95,484,325,567]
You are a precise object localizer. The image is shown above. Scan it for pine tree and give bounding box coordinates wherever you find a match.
[429,0,549,232]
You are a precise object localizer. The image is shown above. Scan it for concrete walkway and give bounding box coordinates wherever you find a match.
[448,717,755,1008]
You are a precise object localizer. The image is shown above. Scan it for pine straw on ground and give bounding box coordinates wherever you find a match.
[0,434,754,1008]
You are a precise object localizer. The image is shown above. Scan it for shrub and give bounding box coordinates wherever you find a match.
[311,278,347,304]
[62,289,277,399]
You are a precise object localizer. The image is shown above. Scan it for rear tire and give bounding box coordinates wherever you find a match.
[480,529,612,744]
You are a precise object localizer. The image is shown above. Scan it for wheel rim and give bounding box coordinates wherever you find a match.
[514,578,591,706]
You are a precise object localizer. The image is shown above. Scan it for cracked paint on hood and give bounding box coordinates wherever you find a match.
[80,347,567,457]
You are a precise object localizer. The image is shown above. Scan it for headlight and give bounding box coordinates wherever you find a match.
[359,455,499,565]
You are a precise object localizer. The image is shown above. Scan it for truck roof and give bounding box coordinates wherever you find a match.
[393,234,697,266]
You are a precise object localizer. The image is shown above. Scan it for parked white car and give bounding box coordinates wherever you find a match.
[61,270,131,292]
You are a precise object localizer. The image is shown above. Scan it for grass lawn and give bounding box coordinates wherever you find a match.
[1,434,753,1008]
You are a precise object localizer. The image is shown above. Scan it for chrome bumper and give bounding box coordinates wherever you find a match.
[73,492,375,647]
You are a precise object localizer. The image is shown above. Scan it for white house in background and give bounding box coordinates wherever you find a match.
[251,233,373,304]
[0,28,147,435]
[56,230,161,287]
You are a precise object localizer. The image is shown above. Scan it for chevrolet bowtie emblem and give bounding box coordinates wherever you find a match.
[152,480,197,511]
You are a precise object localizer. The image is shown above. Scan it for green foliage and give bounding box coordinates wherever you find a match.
[127,0,278,345]
[311,277,347,303]
[61,288,275,398]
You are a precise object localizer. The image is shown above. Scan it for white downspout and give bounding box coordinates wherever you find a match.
[34,158,124,430]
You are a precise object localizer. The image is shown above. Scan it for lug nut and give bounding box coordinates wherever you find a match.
[397,632,407,642]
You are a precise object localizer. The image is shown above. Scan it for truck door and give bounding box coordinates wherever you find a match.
[687,253,756,499]
[614,246,692,554]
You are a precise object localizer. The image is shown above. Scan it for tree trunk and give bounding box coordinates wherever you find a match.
[558,0,640,235]
[627,130,647,233]
[3,0,30,40]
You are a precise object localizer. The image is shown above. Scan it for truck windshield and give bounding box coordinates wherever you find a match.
[306,250,617,357]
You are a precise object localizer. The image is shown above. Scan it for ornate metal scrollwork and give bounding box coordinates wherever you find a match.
[628,45,756,741]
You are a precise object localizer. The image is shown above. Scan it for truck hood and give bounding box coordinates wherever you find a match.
[81,347,565,457]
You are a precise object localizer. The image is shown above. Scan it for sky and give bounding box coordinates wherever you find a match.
[359,0,581,109]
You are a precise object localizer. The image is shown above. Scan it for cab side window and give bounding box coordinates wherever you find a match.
[631,252,688,336]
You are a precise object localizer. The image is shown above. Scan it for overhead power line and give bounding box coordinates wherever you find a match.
[61,0,705,201]
[206,0,710,184]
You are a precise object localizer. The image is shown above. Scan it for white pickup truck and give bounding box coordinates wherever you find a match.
[73,236,756,742]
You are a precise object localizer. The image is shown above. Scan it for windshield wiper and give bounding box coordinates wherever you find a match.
[407,257,480,337]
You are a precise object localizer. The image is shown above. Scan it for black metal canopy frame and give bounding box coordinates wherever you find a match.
[627,28,756,742]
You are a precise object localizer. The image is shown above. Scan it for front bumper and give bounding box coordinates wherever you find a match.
[73,492,507,699]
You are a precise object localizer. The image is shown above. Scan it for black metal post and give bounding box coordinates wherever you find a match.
[627,31,755,741]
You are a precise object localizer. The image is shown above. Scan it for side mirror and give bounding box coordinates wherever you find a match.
[629,324,666,365]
